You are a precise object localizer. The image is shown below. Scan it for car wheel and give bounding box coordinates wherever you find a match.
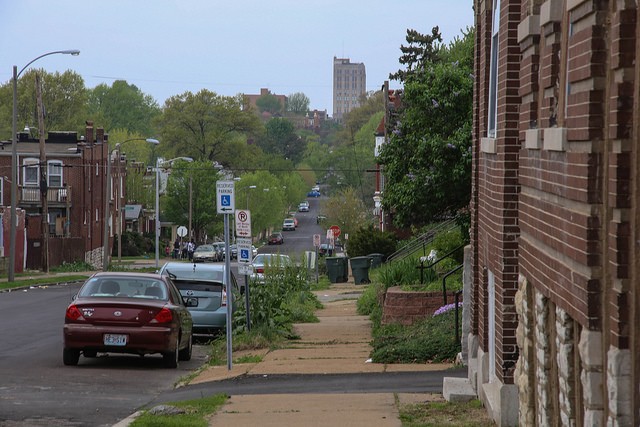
[163,337,179,368]
[178,333,192,361]
[63,348,80,366]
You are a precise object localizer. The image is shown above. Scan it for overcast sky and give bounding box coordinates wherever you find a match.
[1,0,474,115]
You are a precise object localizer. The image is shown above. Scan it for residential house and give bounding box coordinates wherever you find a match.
[460,0,639,425]
[0,123,120,270]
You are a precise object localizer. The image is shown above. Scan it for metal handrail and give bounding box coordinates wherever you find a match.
[387,216,459,263]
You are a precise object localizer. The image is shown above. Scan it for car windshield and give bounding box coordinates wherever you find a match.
[78,277,168,300]
[195,245,213,252]
[163,266,224,282]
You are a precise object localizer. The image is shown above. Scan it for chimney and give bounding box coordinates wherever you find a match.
[85,121,94,145]
[96,127,104,144]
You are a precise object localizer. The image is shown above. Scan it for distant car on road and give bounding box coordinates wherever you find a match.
[63,272,194,368]
[282,218,296,231]
[307,190,321,198]
[158,262,240,336]
[319,243,334,257]
[192,244,217,263]
[298,201,310,212]
[268,232,284,245]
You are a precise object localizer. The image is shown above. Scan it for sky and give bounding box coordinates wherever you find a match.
[1,0,474,115]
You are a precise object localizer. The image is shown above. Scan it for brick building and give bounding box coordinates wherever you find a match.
[0,123,120,270]
[463,0,639,425]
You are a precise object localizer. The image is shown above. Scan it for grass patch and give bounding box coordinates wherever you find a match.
[129,394,228,427]
[371,309,461,363]
[399,399,493,427]
[0,274,90,291]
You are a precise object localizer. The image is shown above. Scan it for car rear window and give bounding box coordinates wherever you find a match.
[164,268,224,282]
[174,280,223,293]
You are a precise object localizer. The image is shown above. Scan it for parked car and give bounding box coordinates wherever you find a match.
[192,244,217,263]
[298,201,310,212]
[211,242,225,261]
[158,262,240,336]
[316,215,327,224]
[282,218,296,231]
[268,232,284,245]
[319,243,334,257]
[307,190,321,197]
[312,185,320,192]
[63,272,194,368]
[250,253,293,284]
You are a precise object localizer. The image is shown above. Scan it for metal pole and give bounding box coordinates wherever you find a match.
[188,176,192,242]
[155,158,160,269]
[224,213,233,370]
[9,65,18,282]
[244,273,251,331]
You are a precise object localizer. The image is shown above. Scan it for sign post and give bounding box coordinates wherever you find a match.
[217,180,235,370]
[313,234,321,283]
[235,208,252,331]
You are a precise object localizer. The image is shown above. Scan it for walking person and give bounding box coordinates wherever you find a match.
[173,239,180,259]
[187,239,195,261]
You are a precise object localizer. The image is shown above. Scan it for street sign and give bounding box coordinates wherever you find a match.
[236,237,252,263]
[176,226,187,237]
[329,225,341,238]
[216,181,235,214]
[313,234,321,247]
[238,263,253,275]
[235,209,252,238]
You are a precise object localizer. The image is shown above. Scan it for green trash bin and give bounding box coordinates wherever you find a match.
[350,256,372,284]
[336,256,348,282]
[326,257,347,283]
[368,253,385,269]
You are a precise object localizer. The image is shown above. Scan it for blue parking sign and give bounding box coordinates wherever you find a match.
[240,249,249,260]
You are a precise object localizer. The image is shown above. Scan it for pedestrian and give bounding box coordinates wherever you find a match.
[173,239,180,259]
[165,244,170,258]
[187,239,195,261]
[181,242,187,260]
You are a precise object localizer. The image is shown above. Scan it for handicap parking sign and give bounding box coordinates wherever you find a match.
[240,249,249,261]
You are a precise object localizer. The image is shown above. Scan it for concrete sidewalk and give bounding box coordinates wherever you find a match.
[181,281,453,427]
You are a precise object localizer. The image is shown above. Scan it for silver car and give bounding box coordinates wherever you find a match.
[250,253,293,284]
[192,244,217,263]
[158,262,240,335]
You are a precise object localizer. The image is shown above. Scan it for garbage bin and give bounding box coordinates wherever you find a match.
[368,253,385,269]
[336,256,348,282]
[350,256,372,284]
[326,257,348,283]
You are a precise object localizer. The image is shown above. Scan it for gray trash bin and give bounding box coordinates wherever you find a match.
[368,253,385,269]
[350,256,372,284]
[326,257,347,283]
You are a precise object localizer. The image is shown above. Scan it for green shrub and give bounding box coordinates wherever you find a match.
[346,225,397,258]
[356,282,386,315]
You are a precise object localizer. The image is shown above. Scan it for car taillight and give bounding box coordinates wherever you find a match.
[256,268,264,274]
[152,307,173,324]
[65,305,85,321]
[221,288,227,307]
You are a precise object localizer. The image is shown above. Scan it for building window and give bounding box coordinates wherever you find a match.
[487,0,501,138]
[48,161,63,187]
[23,158,39,186]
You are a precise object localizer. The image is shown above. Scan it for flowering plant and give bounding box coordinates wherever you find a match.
[433,302,462,317]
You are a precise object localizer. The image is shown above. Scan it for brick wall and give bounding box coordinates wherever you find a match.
[381,287,461,325]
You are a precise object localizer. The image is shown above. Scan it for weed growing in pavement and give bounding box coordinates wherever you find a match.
[398,398,493,426]
[129,393,227,427]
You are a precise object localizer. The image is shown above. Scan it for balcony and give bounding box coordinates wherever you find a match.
[19,185,71,207]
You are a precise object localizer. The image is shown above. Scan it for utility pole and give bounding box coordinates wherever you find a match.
[35,73,49,273]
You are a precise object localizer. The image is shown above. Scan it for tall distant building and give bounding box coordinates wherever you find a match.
[332,57,366,122]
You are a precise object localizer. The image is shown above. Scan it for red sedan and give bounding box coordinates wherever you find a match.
[63,272,194,368]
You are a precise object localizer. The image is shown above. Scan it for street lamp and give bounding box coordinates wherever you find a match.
[155,156,193,269]
[247,185,256,209]
[9,49,80,282]
[102,138,158,271]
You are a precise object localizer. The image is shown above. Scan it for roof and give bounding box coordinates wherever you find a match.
[125,205,142,220]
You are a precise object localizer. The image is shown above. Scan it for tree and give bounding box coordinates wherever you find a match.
[379,28,474,228]
[87,80,160,135]
[286,92,310,114]
[255,93,283,115]
[163,159,222,242]
[320,187,371,239]
[0,69,89,139]
[155,89,262,164]
[258,118,306,164]
[389,27,443,83]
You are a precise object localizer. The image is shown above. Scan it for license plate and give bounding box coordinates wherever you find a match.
[104,334,127,346]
